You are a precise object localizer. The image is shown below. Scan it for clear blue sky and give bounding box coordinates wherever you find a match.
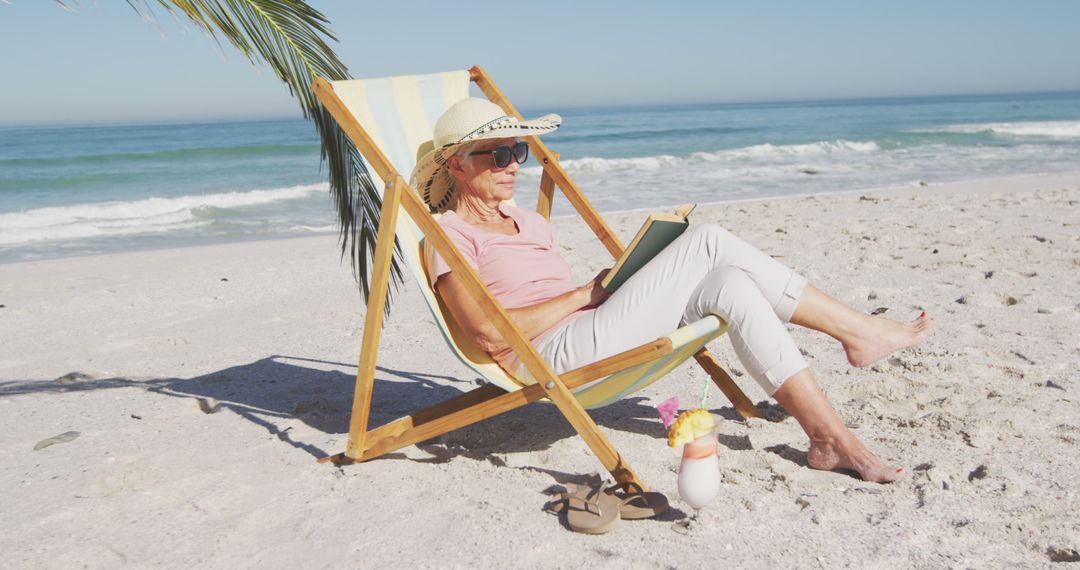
[2,1,1079,126]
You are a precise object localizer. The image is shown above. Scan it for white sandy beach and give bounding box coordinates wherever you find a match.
[2,172,1079,568]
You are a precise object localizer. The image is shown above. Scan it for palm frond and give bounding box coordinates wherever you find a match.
[128,0,404,309]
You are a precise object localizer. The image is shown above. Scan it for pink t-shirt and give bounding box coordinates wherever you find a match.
[425,203,592,373]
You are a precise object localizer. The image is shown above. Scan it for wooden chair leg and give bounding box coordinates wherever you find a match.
[693,348,765,420]
[342,182,402,460]
[319,382,515,464]
[411,383,507,426]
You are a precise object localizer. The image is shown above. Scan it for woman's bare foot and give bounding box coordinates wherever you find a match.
[842,312,934,368]
[772,369,906,483]
[807,436,906,483]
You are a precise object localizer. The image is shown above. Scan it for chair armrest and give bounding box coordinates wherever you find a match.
[561,338,673,389]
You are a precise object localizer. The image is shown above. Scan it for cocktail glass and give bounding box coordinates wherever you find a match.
[676,430,720,528]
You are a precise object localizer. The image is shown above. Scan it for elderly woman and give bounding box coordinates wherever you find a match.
[412,98,934,483]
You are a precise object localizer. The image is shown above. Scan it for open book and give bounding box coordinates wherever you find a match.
[601,203,696,292]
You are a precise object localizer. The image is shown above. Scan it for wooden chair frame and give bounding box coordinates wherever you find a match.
[312,66,762,488]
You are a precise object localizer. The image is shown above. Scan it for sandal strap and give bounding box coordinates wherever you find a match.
[546,478,606,514]
[566,496,604,517]
[605,480,646,496]
[543,492,570,515]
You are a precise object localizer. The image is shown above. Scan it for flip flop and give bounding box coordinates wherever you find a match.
[603,480,669,520]
[546,481,623,534]
[572,472,670,519]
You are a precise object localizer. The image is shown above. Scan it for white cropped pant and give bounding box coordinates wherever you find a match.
[530,223,809,396]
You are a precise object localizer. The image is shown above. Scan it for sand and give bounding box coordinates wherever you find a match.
[2,172,1079,568]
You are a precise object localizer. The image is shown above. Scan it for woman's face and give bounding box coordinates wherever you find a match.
[448,137,520,204]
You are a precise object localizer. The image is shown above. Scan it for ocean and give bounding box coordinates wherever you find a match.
[2,91,1080,262]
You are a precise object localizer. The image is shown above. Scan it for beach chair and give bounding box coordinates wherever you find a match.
[312,66,762,488]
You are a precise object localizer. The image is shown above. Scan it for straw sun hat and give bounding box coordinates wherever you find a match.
[410,98,560,211]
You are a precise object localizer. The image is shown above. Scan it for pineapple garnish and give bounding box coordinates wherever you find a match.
[667,408,716,447]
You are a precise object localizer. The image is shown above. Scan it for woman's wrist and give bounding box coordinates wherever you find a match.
[576,283,593,309]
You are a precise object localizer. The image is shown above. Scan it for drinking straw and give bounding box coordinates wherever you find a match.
[699,376,709,409]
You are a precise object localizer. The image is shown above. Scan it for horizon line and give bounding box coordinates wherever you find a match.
[3,87,1079,130]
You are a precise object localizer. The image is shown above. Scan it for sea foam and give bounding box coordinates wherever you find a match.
[0,184,325,245]
[521,139,882,177]
[917,120,1080,139]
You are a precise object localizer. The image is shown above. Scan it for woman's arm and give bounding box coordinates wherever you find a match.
[435,269,610,354]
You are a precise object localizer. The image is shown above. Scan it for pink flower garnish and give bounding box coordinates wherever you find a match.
[657,396,680,429]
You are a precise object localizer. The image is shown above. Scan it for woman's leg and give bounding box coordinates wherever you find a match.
[532,223,907,482]
[683,268,906,482]
[672,224,934,367]
[772,369,905,482]
[789,285,934,367]
[679,224,808,324]
[535,225,807,394]
[682,266,806,395]
[534,223,806,374]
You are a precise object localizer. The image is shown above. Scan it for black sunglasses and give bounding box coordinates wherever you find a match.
[466,141,529,169]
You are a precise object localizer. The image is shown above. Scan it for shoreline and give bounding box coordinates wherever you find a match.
[4,170,1079,269]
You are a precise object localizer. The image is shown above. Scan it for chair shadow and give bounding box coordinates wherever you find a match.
[714,400,789,423]
[0,354,738,465]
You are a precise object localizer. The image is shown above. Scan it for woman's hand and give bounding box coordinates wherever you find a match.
[579,269,612,308]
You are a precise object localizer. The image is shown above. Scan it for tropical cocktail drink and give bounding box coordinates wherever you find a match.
[678,431,720,510]
[667,409,721,511]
